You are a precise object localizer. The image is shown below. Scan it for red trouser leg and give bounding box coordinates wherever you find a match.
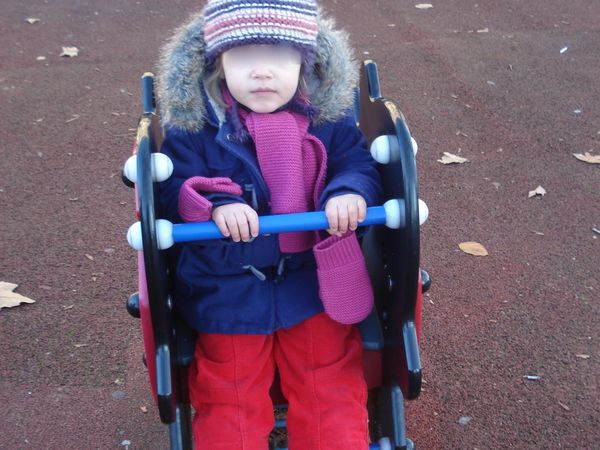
[275,313,369,450]
[188,332,275,450]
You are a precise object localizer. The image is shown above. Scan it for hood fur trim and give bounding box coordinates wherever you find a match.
[156,11,358,131]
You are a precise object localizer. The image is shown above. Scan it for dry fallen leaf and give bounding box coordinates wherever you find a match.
[26,18,40,24]
[85,254,94,261]
[558,401,571,411]
[528,185,547,198]
[60,46,79,57]
[575,354,590,359]
[573,152,600,164]
[438,152,469,164]
[0,282,36,309]
[415,3,434,9]
[459,242,489,256]
[140,406,148,413]
[524,375,541,381]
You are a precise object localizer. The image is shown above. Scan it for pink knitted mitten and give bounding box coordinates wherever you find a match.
[313,231,374,324]
[178,176,242,223]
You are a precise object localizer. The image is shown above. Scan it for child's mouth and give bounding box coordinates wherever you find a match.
[252,88,276,94]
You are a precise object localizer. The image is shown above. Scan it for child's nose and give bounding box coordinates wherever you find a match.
[251,65,273,79]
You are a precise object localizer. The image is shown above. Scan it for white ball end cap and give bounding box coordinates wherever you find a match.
[418,198,429,225]
[383,199,404,229]
[151,153,174,182]
[370,135,392,164]
[127,222,143,251]
[127,220,174,251]
[156,219,174,250]
[411,136,418,156]
[123,155,138,184]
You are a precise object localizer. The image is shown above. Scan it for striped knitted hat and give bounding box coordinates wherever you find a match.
[203,0,319,65]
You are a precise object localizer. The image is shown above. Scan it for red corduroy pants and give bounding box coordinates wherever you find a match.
[188,312,369,450]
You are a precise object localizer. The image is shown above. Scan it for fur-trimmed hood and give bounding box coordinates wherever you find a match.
[156,10,358,131]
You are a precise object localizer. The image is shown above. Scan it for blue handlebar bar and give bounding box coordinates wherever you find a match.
[172,205,390,244]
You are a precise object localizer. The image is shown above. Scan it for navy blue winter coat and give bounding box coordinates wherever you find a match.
[156,12,383,334]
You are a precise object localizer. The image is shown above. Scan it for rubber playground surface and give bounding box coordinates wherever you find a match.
[1,0,598,448]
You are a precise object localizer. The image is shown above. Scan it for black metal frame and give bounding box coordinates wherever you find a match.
[134,74,192,448]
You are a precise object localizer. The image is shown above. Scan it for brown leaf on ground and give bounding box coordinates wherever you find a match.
[558,401,571,411]
[459,242,489,256]
[573,152,600,164]
[528,185,547,198]
[60,46,79,57]
[0,282,36,309]
[438,152,469,164]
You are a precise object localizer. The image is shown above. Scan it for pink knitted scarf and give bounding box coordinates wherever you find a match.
[224,90,328,253]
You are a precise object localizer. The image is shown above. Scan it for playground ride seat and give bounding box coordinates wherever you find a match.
[123,60,431,450]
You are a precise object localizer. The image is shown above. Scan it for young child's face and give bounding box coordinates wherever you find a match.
[221,44,302,113]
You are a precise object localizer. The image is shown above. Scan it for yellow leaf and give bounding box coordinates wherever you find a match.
[459,242,489,256]
[573,152,600,164]
[0,282,36,309]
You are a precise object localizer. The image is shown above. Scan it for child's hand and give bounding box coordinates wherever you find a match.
[212,203,259,242]
[324,194,367,236]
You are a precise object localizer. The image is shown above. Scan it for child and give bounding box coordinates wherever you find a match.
[157,1,382,448]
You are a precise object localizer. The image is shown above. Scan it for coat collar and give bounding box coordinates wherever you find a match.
[156,10,358,132]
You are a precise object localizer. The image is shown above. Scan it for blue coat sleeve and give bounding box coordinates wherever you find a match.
[158,127,248,223]
[158,128,206,223]
[318,114,383,209]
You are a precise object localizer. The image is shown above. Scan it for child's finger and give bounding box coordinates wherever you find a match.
[235,211,251,242]
[326,228,342,237]
[348,203,359,231]
[337,203,349,234]
[357,198,367,222]
[225,214,241,242]
[245,209,259,238]
[214,213,230,237]
[325,202,339,233]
